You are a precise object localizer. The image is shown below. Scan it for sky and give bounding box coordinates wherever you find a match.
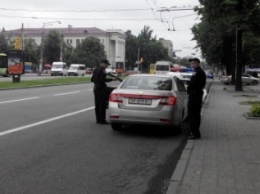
[0,0,201,58]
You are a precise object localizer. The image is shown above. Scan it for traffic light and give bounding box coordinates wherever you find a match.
[140,57,143,62]
[14,37,21,49]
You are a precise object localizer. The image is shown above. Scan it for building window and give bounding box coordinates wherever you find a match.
[67,39,72,44]
[76,39,80,46]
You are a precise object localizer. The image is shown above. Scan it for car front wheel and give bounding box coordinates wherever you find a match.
[251,80,258,85]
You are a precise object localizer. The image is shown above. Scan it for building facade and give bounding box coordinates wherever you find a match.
[1,27,126,68]
[159,38,173,58]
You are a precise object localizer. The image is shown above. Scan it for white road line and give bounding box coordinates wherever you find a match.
[53,91,80,96]
[0,106,95,137]
[0,97,40,104]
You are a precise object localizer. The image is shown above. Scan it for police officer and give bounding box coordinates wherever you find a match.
[187,58,206,139]
[91,59,114,124]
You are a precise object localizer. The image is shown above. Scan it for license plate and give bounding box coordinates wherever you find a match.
[128,98,152,105]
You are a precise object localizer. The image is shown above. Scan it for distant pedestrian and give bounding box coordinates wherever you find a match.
[187,58,206,139]
[91,59,114,124]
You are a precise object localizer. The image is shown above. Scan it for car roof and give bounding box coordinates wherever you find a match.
[128,73,173,78]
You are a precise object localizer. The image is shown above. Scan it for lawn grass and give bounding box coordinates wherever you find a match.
[0,76,91,89]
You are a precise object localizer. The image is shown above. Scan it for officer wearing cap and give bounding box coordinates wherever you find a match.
[91,59,114,124]
[187,58,206,139]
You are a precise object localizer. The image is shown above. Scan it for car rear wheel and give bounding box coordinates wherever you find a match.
[251,80,258,85]
[111,123,122,131]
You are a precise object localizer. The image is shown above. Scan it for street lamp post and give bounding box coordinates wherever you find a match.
[39,21,61,76]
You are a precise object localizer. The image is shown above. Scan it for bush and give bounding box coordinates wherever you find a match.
[250,103,260,117]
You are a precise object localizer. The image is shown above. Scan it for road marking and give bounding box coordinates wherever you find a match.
[54,91,80,96]
[0,106,95,137]
[0,97,40,104]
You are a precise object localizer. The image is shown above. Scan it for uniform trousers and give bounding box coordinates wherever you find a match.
[94,88,107,123]
[188,93,203,137]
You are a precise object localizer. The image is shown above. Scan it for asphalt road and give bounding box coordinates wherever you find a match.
[0,81,187,194]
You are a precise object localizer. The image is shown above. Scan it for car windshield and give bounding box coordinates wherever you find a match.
[156,65,169,71]
[52,65,62,68]
[120,76,172,90]
[69,66,78,70]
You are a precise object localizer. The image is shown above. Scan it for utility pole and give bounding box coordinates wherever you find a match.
[60,30,63,61]
[39,21,61,76]
[21,23,24,51]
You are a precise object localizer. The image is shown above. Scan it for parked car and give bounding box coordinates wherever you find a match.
[85,68,93,74]
[50,62,68,76]
[108,74,188,132]
[220,74,259,85]
[68,64,86,76]
[207,72,214,79]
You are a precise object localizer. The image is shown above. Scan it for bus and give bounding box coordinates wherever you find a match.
[154,61,174,75]
[149,63,155,74]
[7,50,25,75]
[0,53,9,77]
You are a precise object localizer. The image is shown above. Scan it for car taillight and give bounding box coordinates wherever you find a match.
[109,93,123,103]
[159,96,177,105]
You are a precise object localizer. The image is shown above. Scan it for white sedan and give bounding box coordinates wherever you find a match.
[108,74,188,131]
[220,74,259,85]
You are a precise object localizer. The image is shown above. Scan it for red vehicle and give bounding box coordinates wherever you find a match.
[115,62,124,76]
[85,67,93,74]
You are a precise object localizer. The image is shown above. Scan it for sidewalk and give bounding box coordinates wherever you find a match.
[167,80,260,194]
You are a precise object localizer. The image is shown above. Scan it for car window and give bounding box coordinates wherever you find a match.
[69,66,77,70]
[156,65,170,71]
[52,65,62,68]
[120,76,173,91]
[175,77,187,92]
[242,74,249,78]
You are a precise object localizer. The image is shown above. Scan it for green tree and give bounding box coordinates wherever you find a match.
[193,0,260,91]
[0,33,8,52]
[24,38,40,70]
[43,30,62,64]
[136,26,170,72]
[68,37,106,68]
[125,30,139,70]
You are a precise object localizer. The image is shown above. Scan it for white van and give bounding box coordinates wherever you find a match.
[68,64,86,76]
[51,62,68,76]
[155,61,173,75]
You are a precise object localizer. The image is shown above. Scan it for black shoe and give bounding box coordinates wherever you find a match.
[187,135,201,140]
[100,120,110,124]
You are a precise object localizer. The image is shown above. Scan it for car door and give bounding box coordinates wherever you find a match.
[242,74,250,84]
[175,77,188,119]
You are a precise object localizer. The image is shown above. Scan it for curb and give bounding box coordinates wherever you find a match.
[166,81,213,194]
[166,141,194,193]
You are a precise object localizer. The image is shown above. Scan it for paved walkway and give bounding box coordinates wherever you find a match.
[167,80,260,194]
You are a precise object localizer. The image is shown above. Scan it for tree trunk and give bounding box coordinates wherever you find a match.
[235,27,243,91]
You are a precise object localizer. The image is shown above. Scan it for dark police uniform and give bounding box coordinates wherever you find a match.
[91,65,113,124]
[187,66,206,138]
